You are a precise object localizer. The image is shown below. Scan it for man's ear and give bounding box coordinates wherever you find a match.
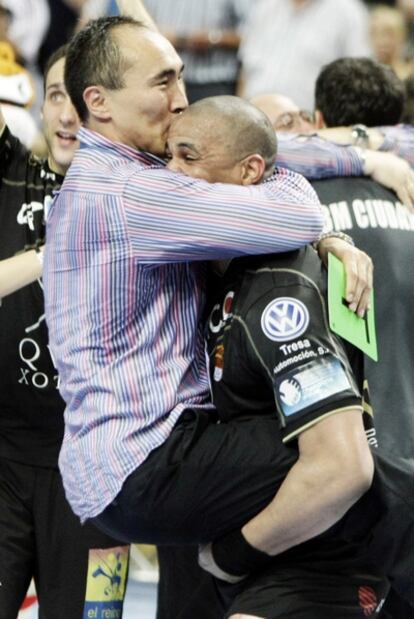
[314,109,326,129]
[240,154,266,185]
[83,85,111,121]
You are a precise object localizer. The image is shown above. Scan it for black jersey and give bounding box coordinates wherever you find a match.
[0,127,65,466]
[206,246,364,445]
[312,176,414,459]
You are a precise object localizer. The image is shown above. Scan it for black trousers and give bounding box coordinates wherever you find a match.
[93,410,299,544]
[156,544,389,619]
[92,409,414,616]
[0,457,129,619]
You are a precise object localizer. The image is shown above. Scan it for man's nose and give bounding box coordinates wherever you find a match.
[61,99,79,126]
[167,159,182,174]
[170,82,188,114]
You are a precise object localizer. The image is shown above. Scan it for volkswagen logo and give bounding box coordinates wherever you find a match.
[261,297,309,342]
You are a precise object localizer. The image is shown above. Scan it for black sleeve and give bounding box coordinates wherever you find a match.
[0,125,28,180]
[241,271,362,443]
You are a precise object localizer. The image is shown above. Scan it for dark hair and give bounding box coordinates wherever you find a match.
[315,57,405,126]
[64,16,146,122]
[43,44,69,92]
[402,75,414,125]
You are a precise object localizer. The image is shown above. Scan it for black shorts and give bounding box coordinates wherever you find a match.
[156,543,389,619]
[225,543,389,619]
[0,457,129,619]
[93,409,301,544]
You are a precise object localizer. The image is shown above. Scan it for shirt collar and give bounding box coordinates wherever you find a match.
[77,126,166,167]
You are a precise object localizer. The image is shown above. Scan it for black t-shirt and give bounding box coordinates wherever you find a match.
[206,246,365,450]
[312,176,414,458]
[0,127,65,466]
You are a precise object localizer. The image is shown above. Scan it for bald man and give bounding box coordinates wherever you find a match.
[159,95,391,619]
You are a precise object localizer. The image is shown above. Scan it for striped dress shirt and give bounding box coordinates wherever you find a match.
[44,127,325,521]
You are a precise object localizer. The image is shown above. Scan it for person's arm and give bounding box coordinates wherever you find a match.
[0,248,42,299]
[241,409,373,554]
[317,125,414,170]
[315,236,372,317]
[276,134,414,208]
[0,105,5,136]
[124,166,324,261]
[199,264,373,580]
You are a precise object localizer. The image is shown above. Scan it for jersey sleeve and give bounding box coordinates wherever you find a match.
[241,264,363,443]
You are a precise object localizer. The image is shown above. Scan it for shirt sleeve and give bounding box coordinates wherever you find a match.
[122,166,324,262]
[378,125,414,169]
[241,264,362,442]
[276,133,364,179]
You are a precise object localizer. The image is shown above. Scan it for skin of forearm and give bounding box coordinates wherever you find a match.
[0,250,42,298]
[317,127,384,150]
[241,413,374,555]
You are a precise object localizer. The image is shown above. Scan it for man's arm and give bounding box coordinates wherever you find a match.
[241,409,373,554]
[200,260,373,580]
[0,105,5,136]
[123,166,324,261]
[317,125,414,169]
[0,249,42,299]
[277,134,414,208]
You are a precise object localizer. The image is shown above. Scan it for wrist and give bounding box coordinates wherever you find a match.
[351,124,369,149]
[312,230,355,252]
[198,529,271,583]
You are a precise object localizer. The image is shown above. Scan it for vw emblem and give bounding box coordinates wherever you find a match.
[261,297,309,342]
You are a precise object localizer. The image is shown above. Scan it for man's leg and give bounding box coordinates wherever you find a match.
[93,410,297,544]
[33,467,130,619]
[223,546,389,619]
[157,545,224,619]
[0,458,35,619]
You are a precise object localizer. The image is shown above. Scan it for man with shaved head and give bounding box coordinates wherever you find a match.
[160,95,414,619]
[160,95,389,619]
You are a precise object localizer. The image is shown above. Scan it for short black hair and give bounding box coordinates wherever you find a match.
[43,44,69,93]
[64,15,146,122]
[402,74,414,125]
[315,57,405,126]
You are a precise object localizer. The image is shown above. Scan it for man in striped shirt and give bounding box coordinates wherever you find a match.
[43,15,379,571]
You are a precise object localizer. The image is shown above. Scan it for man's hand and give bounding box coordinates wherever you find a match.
[317,237,373,317]
[362,150,414,210]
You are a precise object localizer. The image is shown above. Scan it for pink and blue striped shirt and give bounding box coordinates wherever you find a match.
[44,126,324,521]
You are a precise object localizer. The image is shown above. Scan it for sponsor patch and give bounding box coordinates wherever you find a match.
[261,297,309,342]
[274,356,352,418]
[213,344,225,382]
[83,545,129,619]
[358,585,378,616]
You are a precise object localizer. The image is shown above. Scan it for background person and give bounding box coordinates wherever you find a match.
[253,55,414,619]
[0,44,129,619]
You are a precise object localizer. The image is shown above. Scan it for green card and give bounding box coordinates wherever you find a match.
[328,253,378,361]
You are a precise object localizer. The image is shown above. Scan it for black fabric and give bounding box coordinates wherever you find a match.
[311,177,414,460]
[312,176,414,617]
[157,545,223,619]
[225,558,389,619]
[0,128,65,466]
[206,247,364,440]
[212,528,270,577]
[0,457,128,619]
